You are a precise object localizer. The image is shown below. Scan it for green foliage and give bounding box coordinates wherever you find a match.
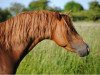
[0,8,12,22]
[64,1,84,12]
[89,1,100,11]
[29,0,49,10]
[63,1,100,21]
[17,22,100,74]
[28,0,61,12]
[72,10,100,21]
[0,1,100,22]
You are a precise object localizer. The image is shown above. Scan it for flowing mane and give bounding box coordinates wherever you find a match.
[0,10,61,59]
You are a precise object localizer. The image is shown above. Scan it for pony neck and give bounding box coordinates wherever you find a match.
[12,25,52,73]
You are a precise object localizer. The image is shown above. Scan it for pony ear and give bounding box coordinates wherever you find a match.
[55,12,62,20]
[67,10,72,16]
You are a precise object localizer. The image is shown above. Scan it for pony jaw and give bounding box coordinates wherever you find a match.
[64,46,76,52]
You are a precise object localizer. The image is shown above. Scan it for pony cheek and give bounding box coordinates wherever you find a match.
[52,33,67,47]
[52,26,69,47]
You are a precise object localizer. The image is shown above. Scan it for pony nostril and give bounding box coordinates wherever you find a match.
[86,44,90,52]
[87,47,90,52]
[86,47,89,55]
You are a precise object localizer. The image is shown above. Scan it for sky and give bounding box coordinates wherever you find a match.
[0,0,100,10]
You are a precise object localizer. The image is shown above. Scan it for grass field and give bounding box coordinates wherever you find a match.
[16,22,100,74]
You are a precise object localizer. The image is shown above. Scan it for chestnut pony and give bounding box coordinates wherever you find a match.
[0,10,89,74]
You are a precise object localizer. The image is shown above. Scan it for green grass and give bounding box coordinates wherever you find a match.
[16,22,100,74]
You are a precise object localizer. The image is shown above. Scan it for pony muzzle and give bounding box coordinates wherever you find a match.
[76,44,90,57]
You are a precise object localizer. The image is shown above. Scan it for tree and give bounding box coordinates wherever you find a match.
[89,1,100,11]
[8,3,25,16]
[0,8,12,22]
[64,1,84,12]
[29,0,49,10]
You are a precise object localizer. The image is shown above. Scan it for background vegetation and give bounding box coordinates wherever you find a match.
[0,0,100,22]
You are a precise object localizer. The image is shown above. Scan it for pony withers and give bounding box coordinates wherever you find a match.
[0,10,89,74]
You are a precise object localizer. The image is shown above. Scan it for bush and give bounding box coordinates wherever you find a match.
[0,8,12,22]
[89,1,100,11]
[64,1,84,12]
[72,10,100,21]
